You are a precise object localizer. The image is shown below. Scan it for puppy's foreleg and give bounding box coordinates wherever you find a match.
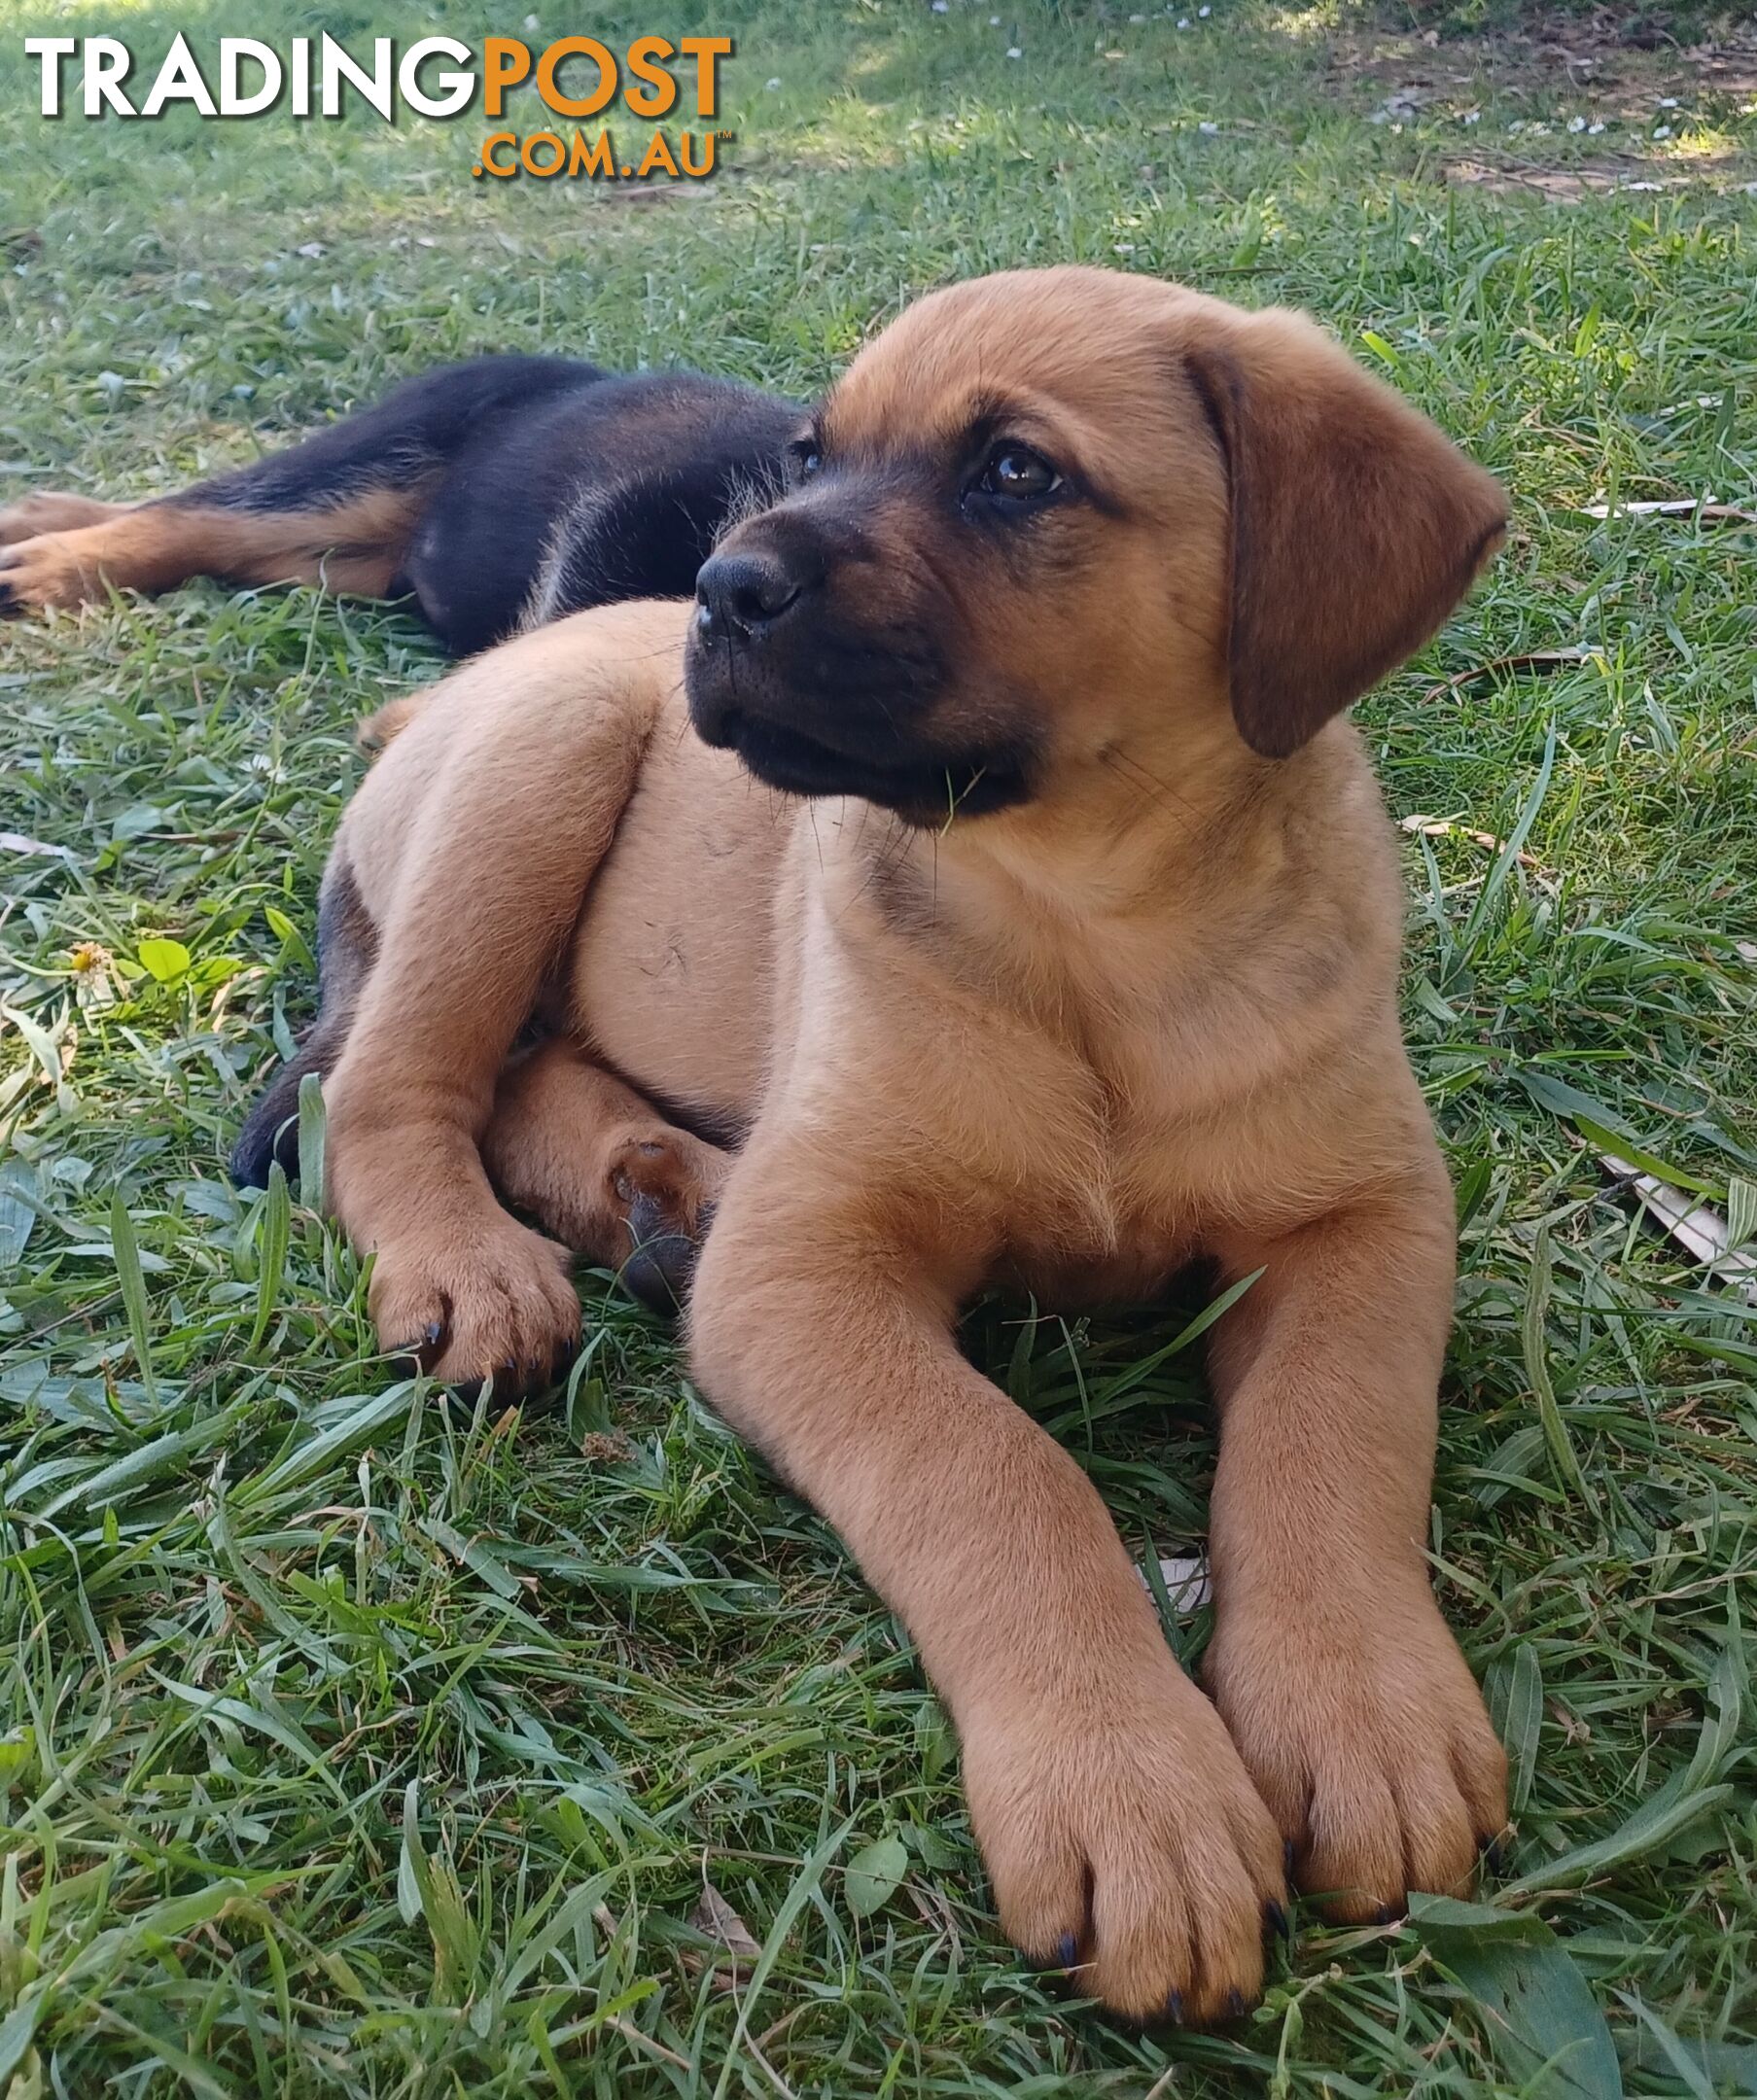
[322,609,676,1390]
[1204,1165,1508,1918]
[0,493,127,546]
[688,1131,1284,2022]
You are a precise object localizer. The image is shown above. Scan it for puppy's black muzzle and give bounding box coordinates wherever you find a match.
[686,506,1034,822]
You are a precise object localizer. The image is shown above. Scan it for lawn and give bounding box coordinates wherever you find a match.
[2,0,1755,2092]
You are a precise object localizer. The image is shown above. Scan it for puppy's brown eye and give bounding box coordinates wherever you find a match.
[791,441,823,482]
[978,443,1060,502]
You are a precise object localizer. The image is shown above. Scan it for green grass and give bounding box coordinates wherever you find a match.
[2,1,1755,2092]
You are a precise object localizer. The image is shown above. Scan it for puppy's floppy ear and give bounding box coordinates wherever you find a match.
[1185,310,1507,759]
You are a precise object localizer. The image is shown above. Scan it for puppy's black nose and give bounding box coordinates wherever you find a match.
[695,550,802,640]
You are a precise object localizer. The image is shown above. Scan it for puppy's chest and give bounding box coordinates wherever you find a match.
[977,1031,1226,1303]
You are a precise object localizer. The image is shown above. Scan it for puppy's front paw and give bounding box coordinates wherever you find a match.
[369,1216,580,1398]
[964,1661,1285,2022]
[0,533,103,614]
[1209,1591,1508,1920]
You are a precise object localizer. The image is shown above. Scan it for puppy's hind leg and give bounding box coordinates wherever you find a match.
[321,602,686,1396]
[483,1040,732,1312]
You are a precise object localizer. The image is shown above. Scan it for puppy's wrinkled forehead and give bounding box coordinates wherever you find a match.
[822,266,1211,476]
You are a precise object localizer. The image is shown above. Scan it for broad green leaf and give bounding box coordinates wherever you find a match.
[1516,1069,1633,1136]
[844,1833,909,1918]
[136,936,192,982]
[1408,1895,1622,2099]
[264,904,315,974]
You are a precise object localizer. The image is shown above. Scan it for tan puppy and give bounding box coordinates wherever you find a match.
[264,266,1510,2022]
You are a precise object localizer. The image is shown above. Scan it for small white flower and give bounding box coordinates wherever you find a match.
[1658,96,1678,108]
[1177,16,1189,25]
[765,76,781,88]
[522,11,539,27]
[1199,6,1211,15]
[1131,11,1147,19]
[931,1,948,13]
[1567,115,1585,132]
[1587,120,1605,134]
[990,13,1001,20]
[1462,109,1480,123]
[1653,124,1671,138]
[1507,120,1524,133]
[1005,44,1022,56]
[1198,119,1218,133]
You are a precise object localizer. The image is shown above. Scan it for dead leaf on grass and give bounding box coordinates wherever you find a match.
[1599,1157,1757,1303]
[684,1880,762,1988]
[1400,815,1548,871]
[1575,497,1757,525]
[1,831,78,863]
[1445,157,1633,197]
[1423,648,1594,702]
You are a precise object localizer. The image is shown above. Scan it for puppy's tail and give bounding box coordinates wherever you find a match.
[229,858,377,1189]
[228,1025,342,1188]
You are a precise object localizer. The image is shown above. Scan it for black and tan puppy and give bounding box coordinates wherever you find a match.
[239,266,1512,2022]
[0,356,796,654]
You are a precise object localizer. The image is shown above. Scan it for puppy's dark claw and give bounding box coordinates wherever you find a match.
[425,1321,444,1348]
[1375,1903,1401,1927]
[1265,1899,1290,1942]
[1479,1834,1506,1875]
[1283,1839,1296,1881]
[1055,1931,1077,1969]
[1225,1988,1249,2021]
[1164,1989,1183,2026]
